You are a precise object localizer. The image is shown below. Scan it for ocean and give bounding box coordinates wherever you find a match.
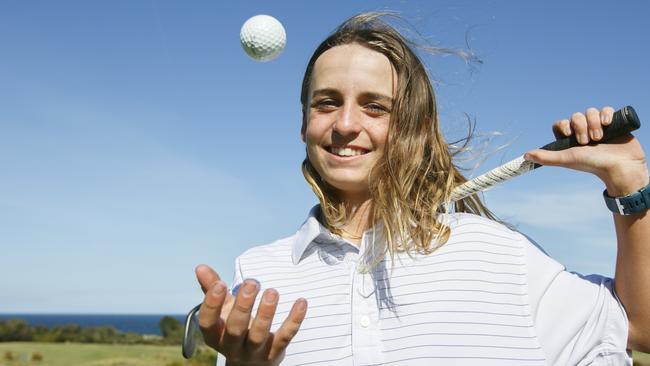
[0,314,186,336]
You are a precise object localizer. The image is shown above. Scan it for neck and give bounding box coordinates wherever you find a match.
[339,198,373,246]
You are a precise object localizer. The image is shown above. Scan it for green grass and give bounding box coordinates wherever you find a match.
[635,351,650,366]
[1,342,649,365]
[0,342,214,366]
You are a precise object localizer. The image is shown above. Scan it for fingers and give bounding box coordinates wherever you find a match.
[247,289,279,353]
[570,111,589,144]
[551,106,614,145]
[197,280,228,348]
[195,264,221,294]
[601,106,615,126]
[222,279,260,352]
[585,107,602,141]
[269,298,308,359]
[552,118,571,140]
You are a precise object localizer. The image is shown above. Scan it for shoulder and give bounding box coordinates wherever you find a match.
[442,213,562,270]
[443,212,527,244]
[236,234,297,264]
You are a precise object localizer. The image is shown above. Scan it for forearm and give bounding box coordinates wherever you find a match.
[608,172,650,352]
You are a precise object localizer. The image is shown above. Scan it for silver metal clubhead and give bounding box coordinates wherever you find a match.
[182,303,202,359]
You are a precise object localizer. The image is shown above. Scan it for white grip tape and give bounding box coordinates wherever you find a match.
[450,155,536,202]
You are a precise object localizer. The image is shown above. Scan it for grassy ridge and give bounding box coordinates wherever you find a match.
[1,342,649,365]
[0,342,214,366]
[636,351,650,366]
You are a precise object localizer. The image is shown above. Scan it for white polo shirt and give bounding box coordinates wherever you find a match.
[219,206,631,365]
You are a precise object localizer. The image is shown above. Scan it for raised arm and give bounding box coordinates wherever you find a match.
[524,106,650,352]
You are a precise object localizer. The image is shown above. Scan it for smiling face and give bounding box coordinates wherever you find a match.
[302,43,396,203]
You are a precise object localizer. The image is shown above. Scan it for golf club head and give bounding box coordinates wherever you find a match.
[182,304,202,359]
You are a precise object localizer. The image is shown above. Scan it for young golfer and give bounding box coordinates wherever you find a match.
[195,13,649,365]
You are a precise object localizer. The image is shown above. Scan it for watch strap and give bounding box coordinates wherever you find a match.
[603,182,650,215]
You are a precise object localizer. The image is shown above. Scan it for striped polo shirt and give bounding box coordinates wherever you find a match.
[219,205,630,365]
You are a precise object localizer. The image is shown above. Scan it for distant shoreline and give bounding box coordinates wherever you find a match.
[0,313,184,336]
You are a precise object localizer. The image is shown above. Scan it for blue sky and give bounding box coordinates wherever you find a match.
[1,0,649,314]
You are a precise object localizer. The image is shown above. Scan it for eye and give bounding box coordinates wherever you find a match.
[312,99,338,111]
[365,103,390,115]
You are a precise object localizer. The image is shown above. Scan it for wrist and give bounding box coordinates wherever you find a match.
[603,179,650,215]
[602,164,649,197]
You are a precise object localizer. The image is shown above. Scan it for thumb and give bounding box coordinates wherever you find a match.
[524,148,575,167]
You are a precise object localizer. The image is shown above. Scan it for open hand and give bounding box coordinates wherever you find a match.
[195,264,308,365]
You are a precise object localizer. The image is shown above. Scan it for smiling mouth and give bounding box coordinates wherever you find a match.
[327,146,370,157]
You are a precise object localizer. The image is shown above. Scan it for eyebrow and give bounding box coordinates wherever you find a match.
[312,88,393,104]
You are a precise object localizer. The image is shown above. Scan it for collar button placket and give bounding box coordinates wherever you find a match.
[350,241,384,364]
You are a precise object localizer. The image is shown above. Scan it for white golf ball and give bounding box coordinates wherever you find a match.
[240,15,286,62]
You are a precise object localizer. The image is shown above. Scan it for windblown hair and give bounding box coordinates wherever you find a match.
[300,12,496,265]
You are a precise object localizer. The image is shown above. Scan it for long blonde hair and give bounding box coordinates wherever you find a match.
[300,12,496,264]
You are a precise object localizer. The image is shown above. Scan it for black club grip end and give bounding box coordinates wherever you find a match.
[540,106,640,152]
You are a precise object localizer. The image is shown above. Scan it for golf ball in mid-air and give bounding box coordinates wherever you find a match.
[240,15,286,62]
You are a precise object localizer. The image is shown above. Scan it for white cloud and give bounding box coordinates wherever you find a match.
[485,184,610,230]
[480,180,619,276]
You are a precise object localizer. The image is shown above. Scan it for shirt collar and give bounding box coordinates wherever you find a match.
[292,205,328,265]
[291,205,385,265]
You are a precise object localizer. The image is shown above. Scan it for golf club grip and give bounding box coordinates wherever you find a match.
[539,106,640,152]
[449,106,641,202]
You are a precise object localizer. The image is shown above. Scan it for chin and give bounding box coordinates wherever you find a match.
[325,179,369,196]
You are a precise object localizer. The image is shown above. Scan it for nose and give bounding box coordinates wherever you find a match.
[333,103,362,136]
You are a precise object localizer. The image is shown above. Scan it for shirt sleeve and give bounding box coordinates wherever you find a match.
[522,234,632,365]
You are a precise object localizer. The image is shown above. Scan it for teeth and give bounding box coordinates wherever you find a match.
[330,147,367,157]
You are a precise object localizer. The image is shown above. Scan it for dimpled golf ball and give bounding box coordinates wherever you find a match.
[240,15,286,62]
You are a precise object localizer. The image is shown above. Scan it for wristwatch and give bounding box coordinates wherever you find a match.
[603,181,650,215]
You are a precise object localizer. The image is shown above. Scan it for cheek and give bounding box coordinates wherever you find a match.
[304,117,328,145]
[369,123,389,150]
[304,126,318,144]
[304,123,324,165]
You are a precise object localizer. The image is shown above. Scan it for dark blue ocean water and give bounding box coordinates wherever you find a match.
[0,314,185,336]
